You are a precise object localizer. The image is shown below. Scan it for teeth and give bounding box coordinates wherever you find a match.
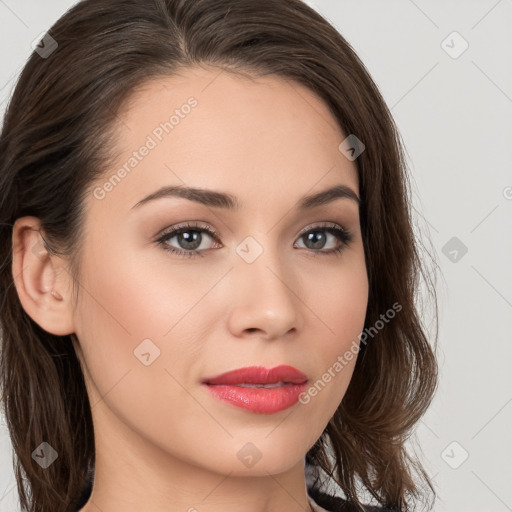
[237,381,287,388]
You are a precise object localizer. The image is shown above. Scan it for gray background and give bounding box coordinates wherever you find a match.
[1,1,511,511]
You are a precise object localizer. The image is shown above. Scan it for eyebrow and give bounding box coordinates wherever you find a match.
[130,184,360,211]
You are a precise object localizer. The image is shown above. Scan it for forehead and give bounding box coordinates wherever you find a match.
[89,65,359,216]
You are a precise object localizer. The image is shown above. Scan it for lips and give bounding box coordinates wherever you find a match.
[201,365,309,414]
[202,365,308,386]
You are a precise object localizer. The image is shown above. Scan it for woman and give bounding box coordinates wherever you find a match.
[0,0,439,511]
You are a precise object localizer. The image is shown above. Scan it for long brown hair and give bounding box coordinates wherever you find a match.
[0,0,439,511]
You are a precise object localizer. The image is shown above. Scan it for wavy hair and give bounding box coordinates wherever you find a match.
[0,0,439,510]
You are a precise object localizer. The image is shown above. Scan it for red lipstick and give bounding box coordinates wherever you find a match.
[202,365,308,414]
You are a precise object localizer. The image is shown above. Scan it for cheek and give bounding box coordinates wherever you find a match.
[73,240,214,387]
[72,244,209,439]
[300,255,368,407]
[328,271,368,347]
[77,240,206,338]
[310,250,369,345]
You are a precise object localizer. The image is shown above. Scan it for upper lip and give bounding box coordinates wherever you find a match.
[202,365,308,385]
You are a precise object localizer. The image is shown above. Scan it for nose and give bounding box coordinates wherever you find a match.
[226,239,304,341]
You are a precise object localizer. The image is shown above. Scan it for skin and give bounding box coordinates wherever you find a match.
[12,65,369,512]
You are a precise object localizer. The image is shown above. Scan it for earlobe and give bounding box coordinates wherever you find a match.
[11,216,75,336]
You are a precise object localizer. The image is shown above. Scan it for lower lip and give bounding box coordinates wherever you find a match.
[202,383,308,414]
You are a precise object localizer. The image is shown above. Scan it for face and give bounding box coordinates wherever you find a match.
[71,66,369,477]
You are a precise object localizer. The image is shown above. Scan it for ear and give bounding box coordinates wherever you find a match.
[11,216,76,336]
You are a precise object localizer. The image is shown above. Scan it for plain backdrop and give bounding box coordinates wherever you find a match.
[1,1,511,511]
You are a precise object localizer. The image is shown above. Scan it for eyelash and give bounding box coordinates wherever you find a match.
[155,221,354,259]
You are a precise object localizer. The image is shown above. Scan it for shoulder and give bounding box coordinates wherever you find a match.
[307,486,398,512]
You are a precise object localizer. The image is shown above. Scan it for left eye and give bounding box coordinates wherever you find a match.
[155,221,353,258]
[157,223,218,256]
